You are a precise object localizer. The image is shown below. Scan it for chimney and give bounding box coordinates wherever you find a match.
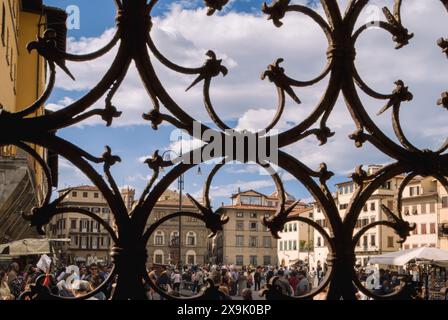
[237,187,241,193]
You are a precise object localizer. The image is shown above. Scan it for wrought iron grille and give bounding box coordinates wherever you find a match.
[1,0,448,300]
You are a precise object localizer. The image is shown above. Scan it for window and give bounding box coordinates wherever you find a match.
[293,240,297,250]
[279,241,283,251]
[263,236,271,248]
[250,212,257,219]
[339,204,348,210]
[288,224,292,232]
[187,254,195,265]
[236,212,243,218]
[263,256,271,266]
[381,181,391,190]
[249,222,257,231]
[92,207,100,213]
[249,255,257,266]
[412,206,418,215]
[421,203,427,214]
[154,231,164,245]
[187,216,197,222]
[317,237,322,247]
[70,219,77,230]
[370,202,376,211]
[430,223,436,234]
[240,195,262,206]
[264,213,270,218]
[403,206,409,215]
[413,227,418,235]
[442,197,448,208]
[387,236,394,248]
[170,232,179,246]
[236,255,244,266]
[80,219,88,232]
[293,223,297,232]
[409,186,420,196]
[236,220,244,231]
[429,202,436,213]
[362,235,368,248]
[363,204,368,212]
[186,232,196,246]
[154,254,163,264]
[249,236,257,247]
[288,240,292,250]
[404,244,409,250]
[236,235,244,247]
[72,191,77,197]
[1,4,5,46]
[421,224,427,235]
[102,208,110,214]
[370,235,376,246]
[83,192,88,198]
[370,216,376,223]
[94,192,99,198]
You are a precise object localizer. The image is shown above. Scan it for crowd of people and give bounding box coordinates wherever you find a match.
[2,258,445,300]
[146,262,329,300]
[0,261,113,300]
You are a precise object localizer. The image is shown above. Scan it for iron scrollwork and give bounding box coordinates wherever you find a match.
[0,0,447,300]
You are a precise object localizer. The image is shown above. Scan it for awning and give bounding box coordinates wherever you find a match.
[368,247,448,267]
[0,238,70,256]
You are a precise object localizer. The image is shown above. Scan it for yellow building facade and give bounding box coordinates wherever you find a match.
[0,0,65,243]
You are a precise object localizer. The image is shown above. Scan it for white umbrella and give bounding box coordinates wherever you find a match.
[368,247,448,267]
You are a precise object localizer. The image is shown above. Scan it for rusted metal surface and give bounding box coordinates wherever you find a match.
[1,0,447,300]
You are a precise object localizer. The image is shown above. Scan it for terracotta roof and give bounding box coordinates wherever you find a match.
[59,185,99,192]
[288,207,313,217]
[218,205,277,211]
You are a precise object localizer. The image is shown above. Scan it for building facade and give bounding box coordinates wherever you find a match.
[277,206,315,267]
[146,189,207,267]
[210,190,307,267]
[0,0,64,243]
[47,186,115,265]
[312,165,403,268]
[401,177,439,249]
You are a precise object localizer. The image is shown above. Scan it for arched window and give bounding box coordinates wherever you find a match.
[186,231,196,246]
[154,230,165,246]
[170,231,179,246]
[153,249,164,264]
[185,250,196,265]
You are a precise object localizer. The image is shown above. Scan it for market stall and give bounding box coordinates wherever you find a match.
[369,247,448,300]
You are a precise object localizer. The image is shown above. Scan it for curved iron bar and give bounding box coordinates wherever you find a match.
[12,62,56,118]
[13,141,53,208]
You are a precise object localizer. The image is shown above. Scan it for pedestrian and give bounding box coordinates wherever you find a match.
[0,271,15,300]
[242,288,253,300]
[237,271,247,296]
[274,270,292,296]
[171,269,181,292]
[254,267,262,291]
[288,271,299,294]
[295,271,310,296]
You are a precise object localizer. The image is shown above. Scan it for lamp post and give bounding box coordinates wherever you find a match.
[162,135,202,268]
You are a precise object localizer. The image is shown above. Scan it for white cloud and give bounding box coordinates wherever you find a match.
[54,1,448,197]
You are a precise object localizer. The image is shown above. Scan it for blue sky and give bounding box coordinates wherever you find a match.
[41,0,448,208]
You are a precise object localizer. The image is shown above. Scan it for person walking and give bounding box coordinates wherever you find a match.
[0,271,15,300]
[171,269,182,292]
[275,270,292,296]
[254,267,261,291]
[237,271,247,296]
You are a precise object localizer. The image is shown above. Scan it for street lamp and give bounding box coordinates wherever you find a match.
[162,139,201,268]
